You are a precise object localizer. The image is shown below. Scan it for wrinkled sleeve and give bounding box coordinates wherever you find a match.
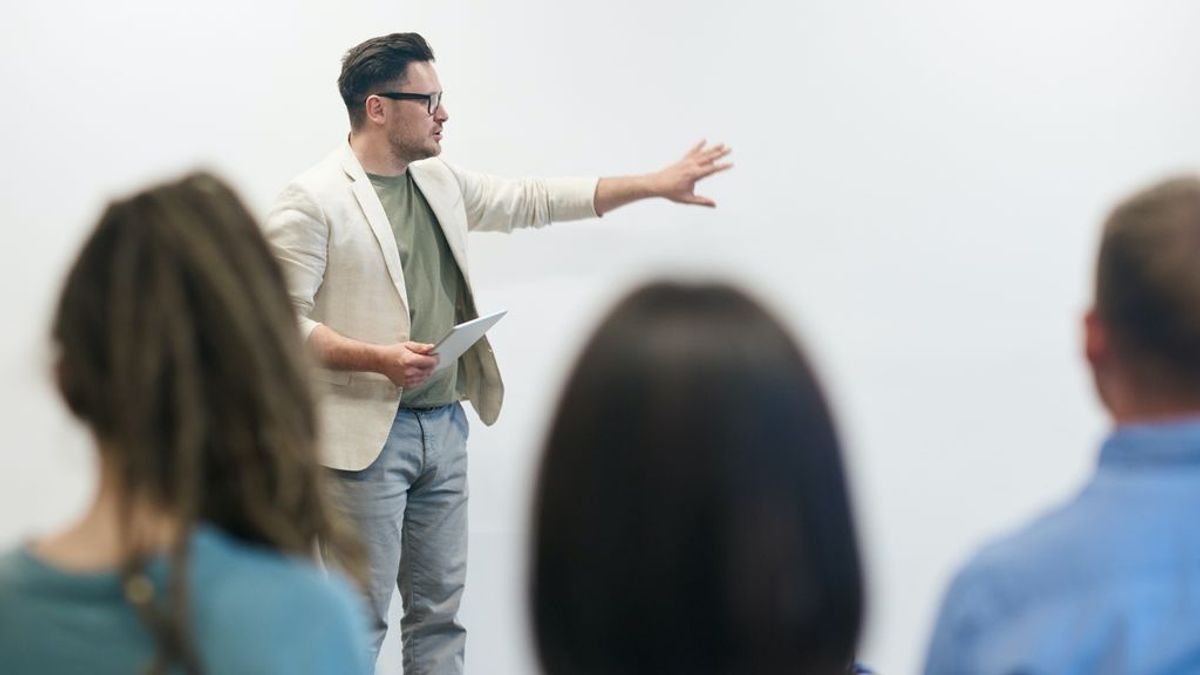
[445,162,599,233]
[263,183,329,341]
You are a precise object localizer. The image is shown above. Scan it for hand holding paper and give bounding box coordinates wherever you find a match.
[431,311,507,373]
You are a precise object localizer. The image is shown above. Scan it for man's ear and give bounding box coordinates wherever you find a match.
[1084,308,1108,369]
[364,95,387,126]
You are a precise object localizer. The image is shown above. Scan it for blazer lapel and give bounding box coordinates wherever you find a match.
[340,146,410,312]
[409,160,472,290]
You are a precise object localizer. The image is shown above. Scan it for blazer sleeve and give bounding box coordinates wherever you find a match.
[263,182,329,341]
[444,162,600,233]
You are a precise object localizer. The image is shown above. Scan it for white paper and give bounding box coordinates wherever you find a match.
[430,310,507,372]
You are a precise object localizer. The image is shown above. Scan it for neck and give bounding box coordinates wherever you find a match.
[1106,384,1200,426]
[1112,404,1200,426]
[31,450,180,572]
[350,130,408,176]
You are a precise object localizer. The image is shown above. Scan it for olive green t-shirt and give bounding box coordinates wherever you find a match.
[368,171,465,407]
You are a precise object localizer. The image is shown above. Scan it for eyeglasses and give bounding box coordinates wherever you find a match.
[373,91,443,115]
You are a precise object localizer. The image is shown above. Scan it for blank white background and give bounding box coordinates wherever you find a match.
[3,1,1199,673]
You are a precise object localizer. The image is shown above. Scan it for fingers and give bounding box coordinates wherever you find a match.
[695,161,734,179]
[407,352,439,370]
[680,194,717,208]
[687,141,730,160]
[403,357,439,388]
[383,342,443,389]
[684,144,732,181]
[694,146,731,170]
[702,145,732,162]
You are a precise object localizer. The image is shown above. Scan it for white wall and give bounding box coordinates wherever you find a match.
[3,1,1199,672]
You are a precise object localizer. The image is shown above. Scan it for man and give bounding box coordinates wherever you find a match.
[924,176,1200,673]
[264,33,730,674]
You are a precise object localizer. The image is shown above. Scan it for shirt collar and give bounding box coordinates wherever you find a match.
[1100,416,1200,468]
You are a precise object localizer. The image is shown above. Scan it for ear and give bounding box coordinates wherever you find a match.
[1084,308,1108,369]
[364,95,387,126]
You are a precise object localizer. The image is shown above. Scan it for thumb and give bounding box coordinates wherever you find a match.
[680,194,717,208]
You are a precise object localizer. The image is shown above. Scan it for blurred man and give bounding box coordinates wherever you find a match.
[925,176,1200,673]
[264,32,730,675]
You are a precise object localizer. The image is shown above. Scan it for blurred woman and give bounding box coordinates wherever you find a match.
[531,281,864,675]
[0,173,370,674]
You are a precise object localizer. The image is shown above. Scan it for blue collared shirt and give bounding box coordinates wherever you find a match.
[924,418,1200,675]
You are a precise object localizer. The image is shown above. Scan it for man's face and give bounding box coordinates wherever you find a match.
[381,60,448,164]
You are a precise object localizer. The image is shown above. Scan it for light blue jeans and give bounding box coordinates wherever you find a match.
[329,403,469,674]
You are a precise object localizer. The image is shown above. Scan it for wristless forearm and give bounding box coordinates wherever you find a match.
[594,174,662,216]
[307,324,384,373]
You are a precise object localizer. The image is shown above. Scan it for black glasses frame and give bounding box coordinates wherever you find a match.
[373,91,443,115]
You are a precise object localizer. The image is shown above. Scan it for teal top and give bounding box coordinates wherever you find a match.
[0,524,371,674]
[369,170,466,408]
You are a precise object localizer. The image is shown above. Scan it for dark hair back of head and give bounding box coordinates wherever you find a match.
[1097,175,1200,397]
[338,32,435,130]
[531,281,863,675]
[52,172,361,674]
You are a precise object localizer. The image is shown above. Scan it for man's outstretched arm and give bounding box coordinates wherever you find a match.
[449,139,732,233]
[594,140,733,216]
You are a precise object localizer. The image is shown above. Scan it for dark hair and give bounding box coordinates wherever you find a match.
[52,172,363,675]
[531,282,863,675]
[1096,175,1200,397]
[338,32,435,130]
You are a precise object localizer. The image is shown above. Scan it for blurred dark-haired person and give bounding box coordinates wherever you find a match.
[264,32,731,673]
[925,176,1200,674]
[0,174,370,675]
[530,282,864,675]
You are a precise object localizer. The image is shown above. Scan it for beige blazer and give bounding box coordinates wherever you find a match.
[264,143,598,470]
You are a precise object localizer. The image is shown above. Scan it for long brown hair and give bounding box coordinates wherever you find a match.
[52,172,362,674]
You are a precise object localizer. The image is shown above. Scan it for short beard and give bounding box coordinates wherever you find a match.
[389,135,438,165]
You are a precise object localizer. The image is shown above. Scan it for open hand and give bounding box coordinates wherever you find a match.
[652,140,733,207]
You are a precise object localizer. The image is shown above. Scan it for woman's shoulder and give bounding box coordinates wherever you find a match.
[0,545,34,603]
[0,545,28,580]
[189,526,359,616]
[0,543,119,602]
[189,526,371,672]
